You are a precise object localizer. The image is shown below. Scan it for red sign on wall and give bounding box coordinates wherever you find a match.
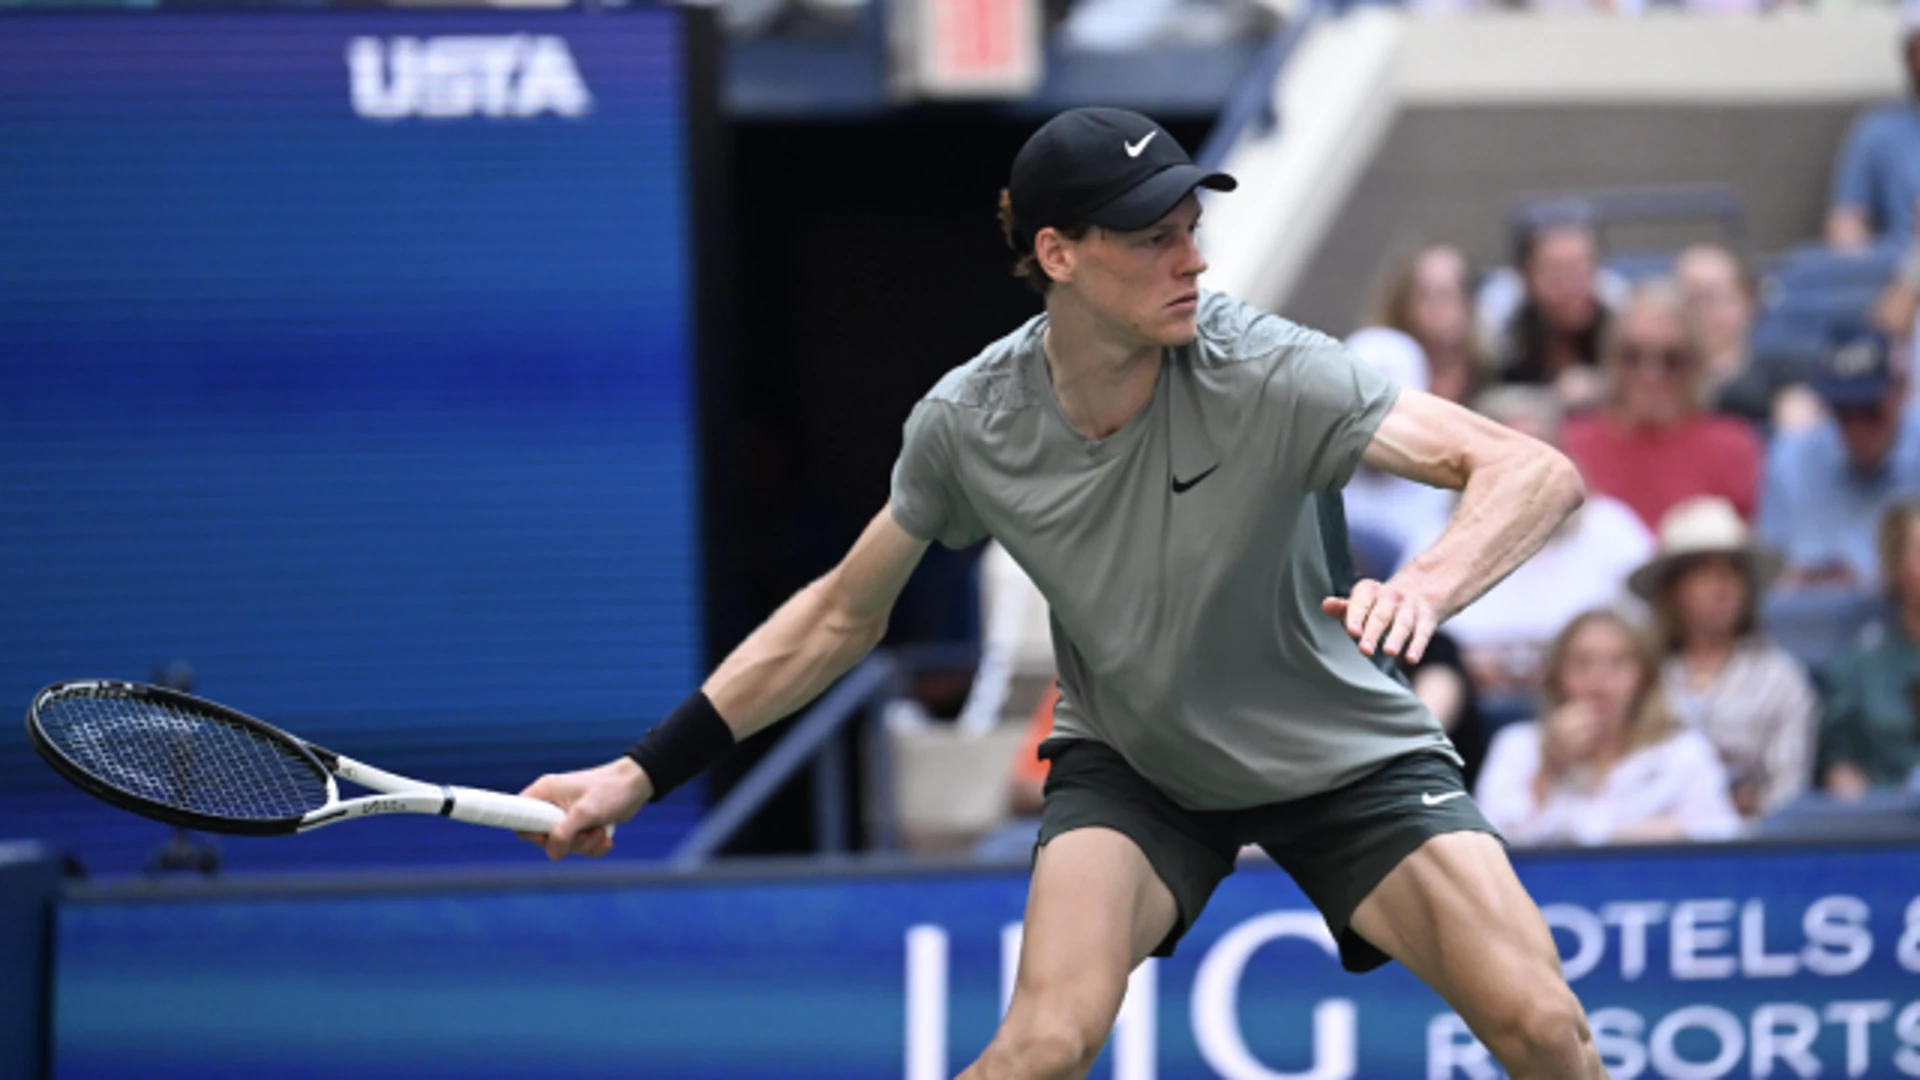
[898,0,1041,99]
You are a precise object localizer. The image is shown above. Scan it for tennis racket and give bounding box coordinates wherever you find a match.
[27,679,592,839]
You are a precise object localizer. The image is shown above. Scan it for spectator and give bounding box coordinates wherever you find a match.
[1006,682,1058,818]
[1490,218,1613,412]
[1826,5,1920,251]
[1629,496,1817,821]
[1819,500,1920,796]
[1399,629,1491,791]
[1873,226,1920,356]
[1475,610,1742,847]
[1341,328,1456,572]
[1760,330,1920,591]
[1561,279,1764,531]
[1364,241,1488,405]
[1675,243,1824,432]
[1405,386,1651,700]
[954,540,1055,735]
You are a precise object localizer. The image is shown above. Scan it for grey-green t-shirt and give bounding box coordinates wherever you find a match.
[890,291,1456,810]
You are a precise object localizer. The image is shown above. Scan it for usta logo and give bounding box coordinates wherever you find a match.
[346,35,593,120]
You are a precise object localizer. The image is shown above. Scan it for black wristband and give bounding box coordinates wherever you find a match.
[627,690,735,802]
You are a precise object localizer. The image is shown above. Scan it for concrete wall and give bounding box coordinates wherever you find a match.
[1200,9,1907,331]
[1285,101,1866,335]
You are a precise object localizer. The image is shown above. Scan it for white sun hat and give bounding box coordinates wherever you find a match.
[1627,495,1783,601]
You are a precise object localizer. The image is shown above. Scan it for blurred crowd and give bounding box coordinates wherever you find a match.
[905,4,1920,858]
[722,0,1907,47]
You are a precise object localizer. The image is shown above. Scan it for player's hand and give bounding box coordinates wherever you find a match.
[517,757,652,860]
[1321,578,1439,663]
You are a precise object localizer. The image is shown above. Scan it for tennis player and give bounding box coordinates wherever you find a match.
[522,107,1601,1078]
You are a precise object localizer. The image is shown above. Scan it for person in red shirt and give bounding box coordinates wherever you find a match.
[1561,280,1762,530]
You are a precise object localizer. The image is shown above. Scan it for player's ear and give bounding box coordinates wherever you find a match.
[1034,226,1076,287]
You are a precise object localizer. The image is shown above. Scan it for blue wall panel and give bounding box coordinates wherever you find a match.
[50,845,1920,1079]
[0,11,705,871]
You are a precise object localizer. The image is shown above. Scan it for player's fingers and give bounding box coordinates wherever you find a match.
[563,806,619,858]
[1403,604,1438,665]
[1380,597,1422,659]
[1320,596,1348,618]
[545,809,590,861]
[517,774,561,802]
[1343,581,1381,639]
[1358,587,1399,656]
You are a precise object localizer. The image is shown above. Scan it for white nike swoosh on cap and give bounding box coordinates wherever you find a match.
[1124,132,1157,158]
[1421,791,1467,807]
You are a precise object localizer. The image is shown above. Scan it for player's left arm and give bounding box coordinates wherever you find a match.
[1323,387,1585,663]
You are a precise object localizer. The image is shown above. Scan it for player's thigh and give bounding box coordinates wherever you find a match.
[1348,831,1576,1032]
[1007,826,1178,1030]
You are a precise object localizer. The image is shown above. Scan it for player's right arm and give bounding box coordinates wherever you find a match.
[522,506,929,858]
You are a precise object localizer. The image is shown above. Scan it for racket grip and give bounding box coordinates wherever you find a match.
[444,787,568,834]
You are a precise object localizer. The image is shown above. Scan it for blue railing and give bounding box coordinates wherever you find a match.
[1194,0,1327,170]
[668,654,907,867]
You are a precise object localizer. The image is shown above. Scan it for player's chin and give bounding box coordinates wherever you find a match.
[1148,311,1199,347]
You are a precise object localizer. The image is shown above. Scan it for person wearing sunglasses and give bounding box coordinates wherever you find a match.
[1559,280,1764,533]
[1759,330,1920,597]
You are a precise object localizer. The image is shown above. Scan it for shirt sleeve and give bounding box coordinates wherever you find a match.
[889,400,987,551]
[1264,339,1400,493]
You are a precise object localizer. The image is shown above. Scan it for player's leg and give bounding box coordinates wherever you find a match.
[1347,831,1604,1079]
[959,826,1176,1080]
[964,739,1238,1080]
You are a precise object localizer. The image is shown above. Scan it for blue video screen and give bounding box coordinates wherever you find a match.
[0,8,707,870]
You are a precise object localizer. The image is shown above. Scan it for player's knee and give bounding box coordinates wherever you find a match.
[1480,983,1589,1073]
[993,1013,1105,1078]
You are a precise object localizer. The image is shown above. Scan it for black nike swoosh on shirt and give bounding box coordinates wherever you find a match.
[1171,463,1219,494]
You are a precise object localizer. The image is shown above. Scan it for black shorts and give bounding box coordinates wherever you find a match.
[1034,738,1501,973]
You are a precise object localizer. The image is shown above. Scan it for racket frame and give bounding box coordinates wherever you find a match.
[27,679,567,837]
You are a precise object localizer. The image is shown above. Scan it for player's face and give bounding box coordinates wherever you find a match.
[1065,195,1208,347]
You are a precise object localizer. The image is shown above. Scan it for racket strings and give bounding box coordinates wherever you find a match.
[37,689,329,822]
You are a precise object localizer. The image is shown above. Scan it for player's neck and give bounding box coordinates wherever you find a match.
[1040,298,1163,442]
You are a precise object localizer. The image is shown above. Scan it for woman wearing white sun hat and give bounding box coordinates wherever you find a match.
[1629,495,1819,822]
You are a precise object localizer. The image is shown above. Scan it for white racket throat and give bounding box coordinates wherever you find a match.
[300,753,581,836]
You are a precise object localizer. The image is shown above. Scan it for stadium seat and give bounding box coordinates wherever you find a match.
[1603,250,1674,283]
[1748,246,1899,371]
[1761,588,1884,673]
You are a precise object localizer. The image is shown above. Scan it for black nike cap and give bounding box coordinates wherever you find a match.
[1006,107,1237,250]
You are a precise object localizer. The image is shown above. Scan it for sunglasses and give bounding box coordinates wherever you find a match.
[1618,345,1689,372]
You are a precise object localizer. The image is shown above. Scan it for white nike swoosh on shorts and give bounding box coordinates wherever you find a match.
[1421,791,1467,807]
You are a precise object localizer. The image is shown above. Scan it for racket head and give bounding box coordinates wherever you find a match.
[27,680,334,836]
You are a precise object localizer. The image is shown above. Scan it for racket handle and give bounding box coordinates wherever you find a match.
[444,787,568,834]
